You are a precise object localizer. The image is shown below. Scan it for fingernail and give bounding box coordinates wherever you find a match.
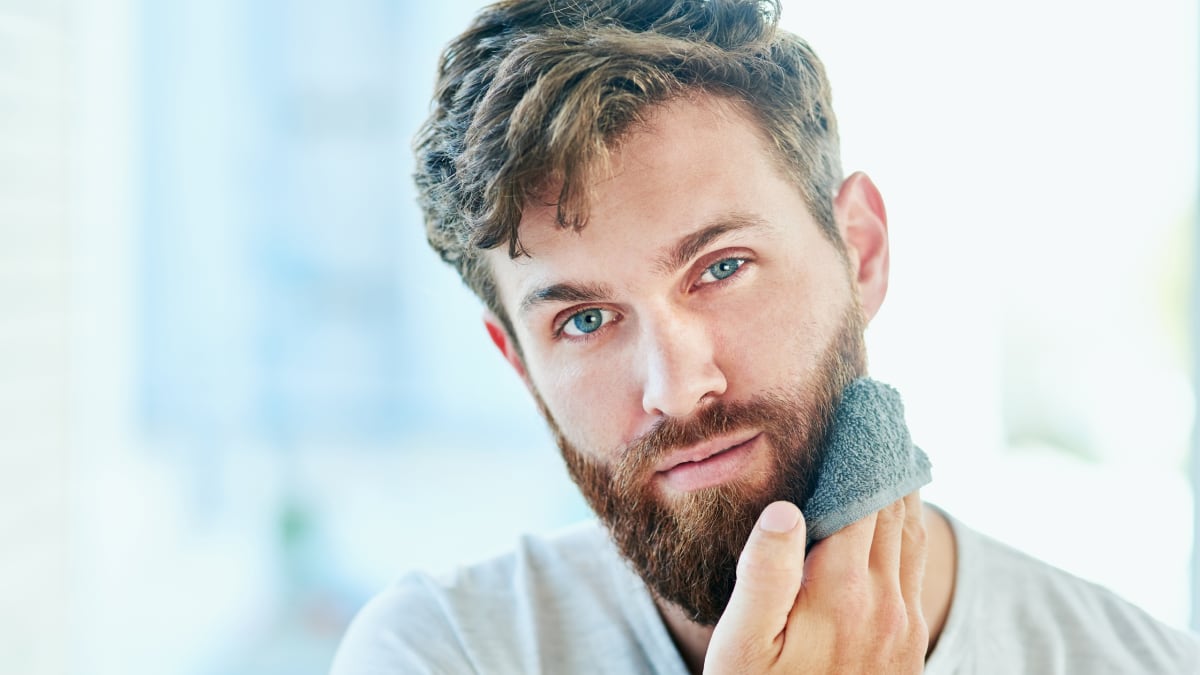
[759,501,800,533]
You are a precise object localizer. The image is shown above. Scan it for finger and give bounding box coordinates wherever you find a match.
[788,511,879,644]
[802,509,877,588]
[869,497,906,576]
[716,501,808,651]
[899,492,927,610]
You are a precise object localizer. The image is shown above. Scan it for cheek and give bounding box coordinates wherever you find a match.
[714,267,846,388]
[529,354,636,460]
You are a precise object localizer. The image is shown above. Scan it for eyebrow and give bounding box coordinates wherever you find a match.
[517,212,767,316]
[654,212,767,275]
[520,280,615,316]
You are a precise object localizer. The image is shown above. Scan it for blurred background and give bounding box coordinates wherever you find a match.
[2,0,1196,673]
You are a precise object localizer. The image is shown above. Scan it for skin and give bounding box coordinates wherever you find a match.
[482,94,956,673]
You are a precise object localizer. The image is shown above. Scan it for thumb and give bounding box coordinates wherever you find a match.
[714,501,808,652]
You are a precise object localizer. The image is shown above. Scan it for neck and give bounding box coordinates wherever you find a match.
[655,502,958,674]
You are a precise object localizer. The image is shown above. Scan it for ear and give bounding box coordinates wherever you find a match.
[833,171,890,321]
[483,310,529,382]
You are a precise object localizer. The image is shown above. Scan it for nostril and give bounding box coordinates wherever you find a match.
[642,372,727,418]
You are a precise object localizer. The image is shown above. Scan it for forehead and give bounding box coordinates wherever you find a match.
[485,95,812,311]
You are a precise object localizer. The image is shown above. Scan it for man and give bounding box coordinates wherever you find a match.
[333,0,1200,672]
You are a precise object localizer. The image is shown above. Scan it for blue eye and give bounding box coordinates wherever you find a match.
[701,257,744,283]
[563,308,615,337]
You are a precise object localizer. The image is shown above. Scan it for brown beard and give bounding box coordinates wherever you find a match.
[535,304,867,626]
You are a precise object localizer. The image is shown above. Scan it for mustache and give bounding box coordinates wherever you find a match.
[617,390,797,480]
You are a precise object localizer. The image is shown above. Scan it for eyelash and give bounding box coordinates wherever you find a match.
[552,254,753,342]
[554,307,620,342]
[695,256,748,287]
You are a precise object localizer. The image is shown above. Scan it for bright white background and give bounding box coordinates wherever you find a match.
[1,1,1195,674]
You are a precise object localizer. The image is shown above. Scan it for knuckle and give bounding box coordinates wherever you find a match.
[877,596,909,637]
[737,524,806,574]
[736,545,795,580]
[830,582,870,626]
[911,614,930,646]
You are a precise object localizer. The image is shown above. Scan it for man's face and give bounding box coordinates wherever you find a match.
[485,95,870,624]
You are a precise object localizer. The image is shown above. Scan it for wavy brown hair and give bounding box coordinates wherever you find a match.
[415,0,843,337]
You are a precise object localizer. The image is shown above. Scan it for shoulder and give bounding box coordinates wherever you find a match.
[931,512,1200,674]
[330,520,675,674]
[330,570,473,675]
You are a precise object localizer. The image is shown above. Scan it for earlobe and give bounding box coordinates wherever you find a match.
[833,172,890,320]
[483,311,529,382]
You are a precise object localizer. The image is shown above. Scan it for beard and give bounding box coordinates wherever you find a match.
[534,303,868,626]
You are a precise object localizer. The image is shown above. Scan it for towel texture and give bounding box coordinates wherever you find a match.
[801,377,932,544]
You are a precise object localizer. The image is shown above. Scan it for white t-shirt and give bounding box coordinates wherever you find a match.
[332,512,1200,674]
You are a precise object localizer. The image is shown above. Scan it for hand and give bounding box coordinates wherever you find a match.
[704,492,928,674]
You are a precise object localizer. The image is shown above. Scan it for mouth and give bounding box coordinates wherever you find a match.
[655,432,763,493]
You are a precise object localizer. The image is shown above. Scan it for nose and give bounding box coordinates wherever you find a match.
[639,310,728,418]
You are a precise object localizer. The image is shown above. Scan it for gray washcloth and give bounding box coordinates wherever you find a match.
[801,377,932,545]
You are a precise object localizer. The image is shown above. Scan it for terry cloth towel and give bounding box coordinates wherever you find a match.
[801,377,933,545]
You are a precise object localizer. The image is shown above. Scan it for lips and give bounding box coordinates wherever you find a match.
[654,431,761,473]
[652,431,764,492]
